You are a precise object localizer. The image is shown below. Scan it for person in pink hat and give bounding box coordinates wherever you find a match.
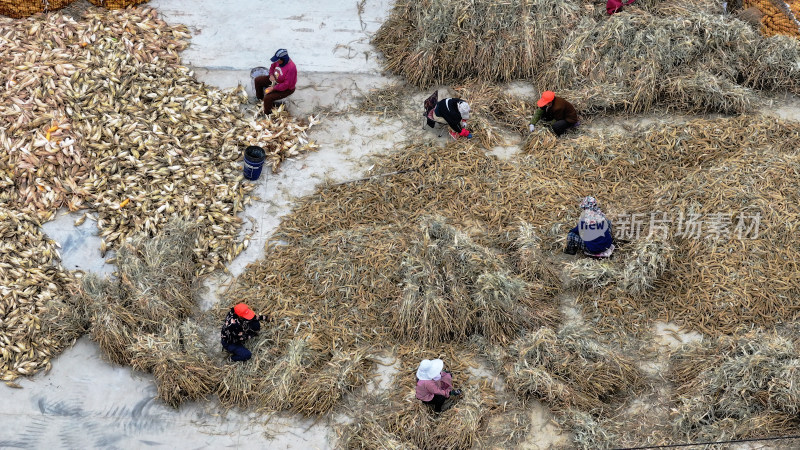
[220,303,269,362]
[528,90,579,136]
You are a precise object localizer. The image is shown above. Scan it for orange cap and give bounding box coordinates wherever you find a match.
[537,91,555,108]
[234,303,255,320]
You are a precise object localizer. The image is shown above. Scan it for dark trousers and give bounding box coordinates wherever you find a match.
[422,394,448,412]
[565,230,585,255]
[254,75,294,113]
[222,341,252,361]
[552,119,576,136]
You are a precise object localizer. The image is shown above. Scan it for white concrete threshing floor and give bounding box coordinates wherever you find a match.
[5,1,800,449]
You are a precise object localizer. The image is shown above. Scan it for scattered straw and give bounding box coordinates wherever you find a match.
[668,327,800,441]
[506,324,643,414]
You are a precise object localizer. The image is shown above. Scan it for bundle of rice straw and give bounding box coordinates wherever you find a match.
[393,216,542,345]
[540,8,800,114]
[303,226,407,310]
[338,395,420,450]
[427,384,492,449]
[619,239,673,295]
[258,338,320,411]
[41,281,92,353]
[83,220,203,375]
[291,347,376,416]
[563,260,620,290]
[115,220,198,325]
[668,327,800,441]
[86,284,140,365]
[373,0,581,86]
[507,324,642,414]
[556,409,620,450]
[130,319,221,408]
[216,336,276,409]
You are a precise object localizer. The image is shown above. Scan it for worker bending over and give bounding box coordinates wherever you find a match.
[529,91,579,136]
[429,97,473,140]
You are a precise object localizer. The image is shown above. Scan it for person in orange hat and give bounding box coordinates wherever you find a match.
[220,303,269,362]
[529,90,579,136]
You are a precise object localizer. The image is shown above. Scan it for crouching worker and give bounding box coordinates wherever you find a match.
[220,303,269,362]
[430,97,472,140]
[565,196,615,258]
[254,48,297,114]
[415,359,462,413]
[529,90,579,136]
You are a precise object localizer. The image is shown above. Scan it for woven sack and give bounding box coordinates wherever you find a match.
[87,0,149,9]
[1,0,75,19]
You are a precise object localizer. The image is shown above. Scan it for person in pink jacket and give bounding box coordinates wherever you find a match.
[415,359,462,413]
[254,48,298,114]
[607,0,636,15]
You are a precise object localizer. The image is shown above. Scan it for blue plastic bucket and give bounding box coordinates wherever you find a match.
[243,146,266,180]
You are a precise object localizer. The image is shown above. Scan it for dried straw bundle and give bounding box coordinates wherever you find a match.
[507,325,642,413]
[115,220,198,325]
[394,216,538,345]
[511,222,561,294]
[130,320,221,408]
[373,0,581,87]
[41,290,91,353]
[258,338,320,411]
[563,260,620,290]
[291,347,376,416]
[540,9,800,114]
[88,301,140,365]
[216,337,276,409]
[556,409,620,450]
[619,239,673,295]
[338,395,421,450]
[83,220,202,371]
[668,328,800,440]
[428,384,491,449]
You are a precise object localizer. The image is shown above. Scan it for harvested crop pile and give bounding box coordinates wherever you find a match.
[542,7,800,114]
[373,0,581,87]
[80,220,222,407]
[503,325,643,414]
[668,327,800,440]
[0,206,78,384]
[0,7,317,274]
[226,113,800,442]
[227,214,556,412]
[394,216,548,346]
[523,114,800,336]
[744,0,800,37]
[130,319,220,408]
[339,348,529,450]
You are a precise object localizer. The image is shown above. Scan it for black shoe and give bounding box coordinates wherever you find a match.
[564,246,577,255]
